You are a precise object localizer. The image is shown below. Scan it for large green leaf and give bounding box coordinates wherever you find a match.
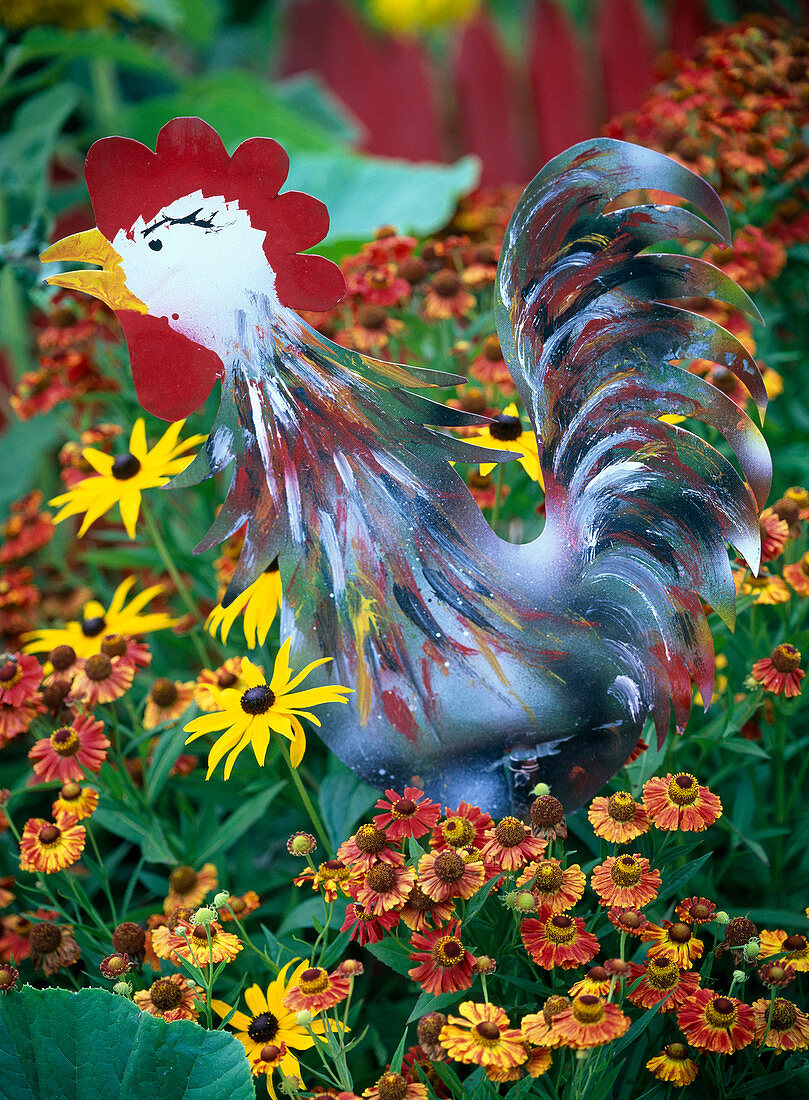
[287,151,480,246]
[319,760,379,850]
[0,986,253,1099]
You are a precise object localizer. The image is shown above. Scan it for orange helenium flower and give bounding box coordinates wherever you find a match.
[163,863,218,912]
[29,714,109,783]
[641,921,704,969]
[439,1002,528,1072]
[591,854,661,908]
[355,862,416,915]
[516,858,585,914]
[418,849,485,902]
[283,965,350,1013]
[646,1044,698,1088]
[642,773,722,831]
[626,958,700,1011]
[751,644,805,697]
[134,974,199,1020]
[676,990,754,1054]
[52,783,98,820]
[408,920,475,995]
[479,816,546,871]
[19,812,85,874]
[153,917,242,966]
[758,929,809,972]
[521,912,599,970]
[752,997,809,1051]
[588,791,650,843]
[550,995,630,1049]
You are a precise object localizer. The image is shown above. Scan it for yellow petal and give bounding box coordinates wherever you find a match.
[128,418,148,461]
[243,985,269,1017]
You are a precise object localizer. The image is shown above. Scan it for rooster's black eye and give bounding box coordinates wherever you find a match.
[148,239,163,251]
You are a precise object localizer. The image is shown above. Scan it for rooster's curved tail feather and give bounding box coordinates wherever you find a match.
[496,139,771,745]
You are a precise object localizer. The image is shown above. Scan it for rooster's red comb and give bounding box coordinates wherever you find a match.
[84,116,345,312]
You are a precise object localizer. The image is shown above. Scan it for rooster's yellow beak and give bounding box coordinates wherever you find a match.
[40,228,147,314]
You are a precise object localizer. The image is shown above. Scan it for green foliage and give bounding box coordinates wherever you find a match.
[0,986,254,1098]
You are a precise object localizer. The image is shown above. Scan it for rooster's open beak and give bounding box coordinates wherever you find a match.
[40,228,147,314]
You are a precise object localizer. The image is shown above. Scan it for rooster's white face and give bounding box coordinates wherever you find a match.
[42,190,281,358]
[111,190,280,354]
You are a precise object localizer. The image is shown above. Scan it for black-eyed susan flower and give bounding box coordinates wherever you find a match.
[752,997,809,1051]
[591,854,661,908]
[646,1044,699,1088]
[642,773,722,831]
[751,644,805,697]
[464,403,542,485]
[206,560,283,649]
[549,995,630,1049]
[642,920,704,970]
[758,929,809,972]
[588,791,650,844]
[480,817,547,871]
[153,916,242,966]
[626,957,700,1011]
[144,678,195,729]
[52,782,98,820]
[19,811,85,874]
[29,714,109,783]
[675,896,717,925]
[516,858,585,915]
[418,849,484,902]
[355,862,416,915]
[408,920,475,996]
[521,912,599,970]
[373,786,441,840]
[338,825,405,872]
[134,974,199,1021]
[29,919,80,975]
[400,882,455,932]
[71,652,134,706]
[23,577,175,659]
[49,419,205,539]
[184,642,352,778]
[363,1072,427,1100]
[676,990,754,1054]
[283,965,350,1013]
[212,960,339,1085]
[439,1001,528,1072]
[163,863,218,913]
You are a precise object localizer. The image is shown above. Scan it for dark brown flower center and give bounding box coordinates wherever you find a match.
[434,851,465,882]
[260,1044,282,1062]
[240,685,275,714]
[217,670,238,688]
[247,1012,279,1042]
[784,934,807,953]
[169,866,198,895]
[42,681,70,710]
[152,678,179,707]
[543,995,570,1025]
[772,644,802,673]
[610,855,642,887]
[724,916,757,947]
[366,864,397,893]
[618,909,641,929]
[393,797,417,816]
[357,304,387,329]
[100,634,127,658]
[355,824,387,853]
[668,922,693,944]
[588,966,609,982]
[705,996,737,1027]
[483,334,502,360]
[530,794,564,827]
[493,816,527,847]
[489,414,522,442]
[0,659,19,683]
[320,859,349,881]
[60,782,82,800]
[38,824,61,844]
[665,1043,688,1060]
[81,615,105,637]
[771,998,798,1029]
[299,967,330,995]
[432,271,461,297]
[84,654,112,682]
[112,922,146,955]
[545,915,576,944]
[30,922,61,954]
[434,936,464,966]
[406,885,432,911]
[111,452,141,480]
[690,903,710,921]
[607,792,637,822]
[150,978,183,1010]
[474,1019,501,1041]
[50,644,76,671]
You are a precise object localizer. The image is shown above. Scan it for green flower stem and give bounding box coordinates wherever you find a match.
[607,931,627,1003]
[226,905,279,975]
[140,501,210,666]
[277,736,331,854]
[313,899,334,967]
[490,463,506,530]
[86,823,118,924]
[63,872,111,940]
[758,984,778,1049]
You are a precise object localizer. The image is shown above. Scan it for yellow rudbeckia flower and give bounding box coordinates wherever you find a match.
[49,418,206,539]
[183,640,353,779]
[464,402,543,487]
[23,576,175,658]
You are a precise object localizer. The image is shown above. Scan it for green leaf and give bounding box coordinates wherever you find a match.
[657,853,711,900]
[365,939,413,977]
[146,721,195,803]
[406,989,463,1024]
[93,804,176,864]
[196,781,286,862]
[0,411,60,512]
[463,873,502,922]
[287,151,480,247]
[14,27,177,77]
[274,73,362,146]
[390,1022,409,1074]
[0,84,80,196]
[319,761,379,849]
[0,986,253,1098]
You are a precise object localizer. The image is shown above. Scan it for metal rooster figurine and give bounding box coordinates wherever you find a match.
[41,118,770,815]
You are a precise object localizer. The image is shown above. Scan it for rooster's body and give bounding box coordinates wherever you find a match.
[43,121,770,814]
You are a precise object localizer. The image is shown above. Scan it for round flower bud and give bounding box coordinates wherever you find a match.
[213,891,230,908]
[503,891,519,910]
[296,1010,313,1026]
[714,911,730,925]
[192,907,216,925]
[113,981,132,997]
[532,782,551,797]
[287,831,317,856]
[732,969,747,983]
[744,938,761,959]
[515,891,536,912]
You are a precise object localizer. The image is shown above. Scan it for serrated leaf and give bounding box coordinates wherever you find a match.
[0,986,253,1098]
